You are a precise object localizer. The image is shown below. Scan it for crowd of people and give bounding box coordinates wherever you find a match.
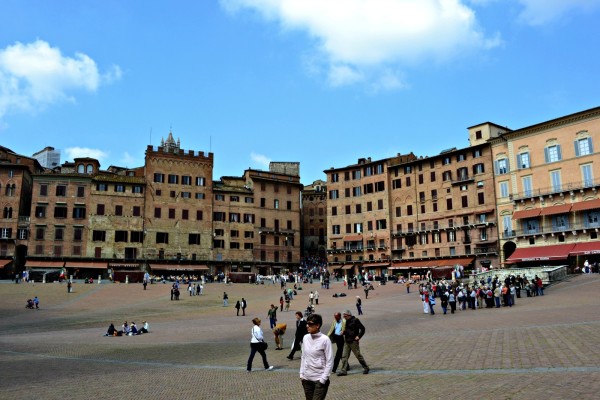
[104,321,149,336]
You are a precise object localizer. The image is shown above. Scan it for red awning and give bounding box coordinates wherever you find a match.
[25,260,65,268]
[571,199,600,212]
[343,235,363,242]
[434,257,475,267]
[506,243,576,263]
[512,208,541,219]
[342,264,354,270]
[0,259,12,269]
[539,204,572,216]
[65,261,108,269]
[362,263,389,268]
[390,260,432,269]
[151,264,209,271]
[570,242,600,256]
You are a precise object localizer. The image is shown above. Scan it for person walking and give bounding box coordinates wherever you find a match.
[223,292,229,307]
[235,300,241,316]
[241,298,247,316]
[300,313,333,400]
[326,312,346,373]
[287,311,308,360]
[247,317,274,372]
[355,296,363,315]
[67,281,72,294]
[314,290,319,305]
[337,309,369,376]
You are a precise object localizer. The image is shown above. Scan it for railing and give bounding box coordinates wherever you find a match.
[511,177,600,201]
[503,220,600,238]
[474,247,497,254]
[18,216,30,223]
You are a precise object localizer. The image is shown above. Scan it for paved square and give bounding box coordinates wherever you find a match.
[1,275,600,399]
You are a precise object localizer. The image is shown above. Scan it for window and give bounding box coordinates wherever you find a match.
[495,158,509,175]
[195,193,205,199]
[35,227,45,240]
[230,213,240,222]
[189,233,201,245]
[287,201,292,210]
[503,215,512,236]
[353,186,361,197]
[345,205,351,214]
[92,230,106,241]
[115,184,125,193]
[155,189,162,196]
[72,206,86,219]
[405,177,411,187]
[130,231,144,243]
[230,195,239,202]
[168,209,175,219]
[97,183,108,191]
[354,223,362,233]
[54,206,67,218]
[522,176,533,197]
[40,184,48,196]
[475,130,482,140]
[215,194,225,201]
[35,205,47,218]
[443,157,451,166]
[331,173,339,182]
[170,190,176,198]
[181,176,192,185]
[517,152,530,169]
[378,199,384,210]
[168,174,178,184]
[345,188,350,198]
[56,185,67,196]
[332,225,340,235]
[214,212,226,222]
[131,206,140,217]
[153,207,161,218]
[274,199,279,209]
[73,227,83,242]
[133,185,143,194]
[499,182,509,198]
[376,219,387,230]
[447,230,456,242]
[582,164,594,187]
[182,209,189,220]
[550,170,562,192]
[245,197,254,203]
[77,186,85,197]
[407,205,413,216]
[243,213,255,223]
[154,173,164,183]
[375,181,385,192]
[181,191,191,199]
[196,177,206,186]
[352,170,361,180]
[418,174,424,184]
[115,231,128,242]
[544,145,562,163]
[446,198,453,210]
[329,190,339,200]
[392,179,402,189]
[473,149,482,158]
[0,228,12,239]
[156,232,169,244]
[367,202,372,212]
[395,206,401,217]
[457,153,466,162]
[196,210,203,220]
[473,163,485,174]
[461,195,468,208]
[442,171,452,181]
[478,192,485,205]
[356,204,362,213]
[260,198,266,207]
[245,231,254,238]
[96,204,105,216]
[331,206,337,216]
[575,137,593,157]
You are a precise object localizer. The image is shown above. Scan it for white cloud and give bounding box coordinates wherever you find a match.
[250,152,271,169]
[221,0,499,88]
[515,0,600,25]
[119,152,137,167]
[65,147,109,161]
[0,40,121,118]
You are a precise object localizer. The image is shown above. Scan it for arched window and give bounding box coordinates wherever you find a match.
[77,164,85,173]
[4,207,12,219]
[86,164,93,174]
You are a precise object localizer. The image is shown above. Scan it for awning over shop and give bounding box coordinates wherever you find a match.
[512,208,541,219]
[431,257,475,267]
[0,259,12,268]
[342,264,354,270]
[362,263,389,268]
[539,204,572,216]
[25,260,65,268]
[150,264,209,271]
[390,260,431,269]
[506,243,576,263]
[570,241,600,256]
[65,261,108,269]
[571,198,600,212]
[108,263,140,269]
[343,235,363,242]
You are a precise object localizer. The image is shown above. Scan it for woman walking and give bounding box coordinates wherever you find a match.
[247,317,274,372]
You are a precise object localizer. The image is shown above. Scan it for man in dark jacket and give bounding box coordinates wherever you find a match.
[287,311,308,360]
[337,309,370,376]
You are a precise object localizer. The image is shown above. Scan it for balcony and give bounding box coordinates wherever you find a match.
[503,220,600,238]
[451,174,474,185]
[474,247,498,255]
[18,216,30,226]
[511,177,600,202]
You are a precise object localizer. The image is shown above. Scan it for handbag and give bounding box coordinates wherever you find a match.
[259,341,268,351]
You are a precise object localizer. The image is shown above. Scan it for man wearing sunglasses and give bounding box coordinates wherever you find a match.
[300,314,333,400]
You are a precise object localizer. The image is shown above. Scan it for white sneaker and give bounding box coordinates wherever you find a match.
[266,366,274,371]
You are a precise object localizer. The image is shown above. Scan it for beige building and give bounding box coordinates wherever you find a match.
[490,107,600,268]
[301,179,327,260]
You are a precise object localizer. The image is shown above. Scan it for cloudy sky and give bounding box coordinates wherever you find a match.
[1,0,599,183]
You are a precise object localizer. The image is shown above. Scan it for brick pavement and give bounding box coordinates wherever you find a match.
[1,275,600,399]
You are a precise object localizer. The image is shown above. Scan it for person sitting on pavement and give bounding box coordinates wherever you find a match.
[137,321,149,334]
[104,323,116,336]
[129,322,138,336]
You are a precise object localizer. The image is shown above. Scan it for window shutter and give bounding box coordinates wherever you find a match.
[517,154,522,169]
[544,148,549,163]
[556,145,562,160]
[574,140,580,157]
[588,137,594,153]
[494,160,499,175]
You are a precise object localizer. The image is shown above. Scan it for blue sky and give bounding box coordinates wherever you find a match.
[1,0,599,184]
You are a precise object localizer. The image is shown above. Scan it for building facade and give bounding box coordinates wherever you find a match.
[32,146,61,169]
[490,107,600,269]
[300,179,327,260]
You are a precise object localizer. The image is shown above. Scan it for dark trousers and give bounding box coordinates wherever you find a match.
[247,342,269,371]
[301,379,330,400]
[288,338,302,358]
[330,334,345,372]
[449,301,456,313]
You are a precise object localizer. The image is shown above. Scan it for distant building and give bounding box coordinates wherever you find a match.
[301,179,327,260]
[32,146,61,169]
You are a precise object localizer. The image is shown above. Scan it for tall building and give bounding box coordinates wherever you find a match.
[301,179,327,260]
[325,154,417,277]
[490,107,600,268]
[0,146,43,277]
[32,146,61,169]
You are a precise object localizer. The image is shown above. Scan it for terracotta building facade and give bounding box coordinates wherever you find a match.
[301,179,327,260]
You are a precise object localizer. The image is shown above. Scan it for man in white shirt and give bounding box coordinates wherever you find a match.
[300,313,333,400]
